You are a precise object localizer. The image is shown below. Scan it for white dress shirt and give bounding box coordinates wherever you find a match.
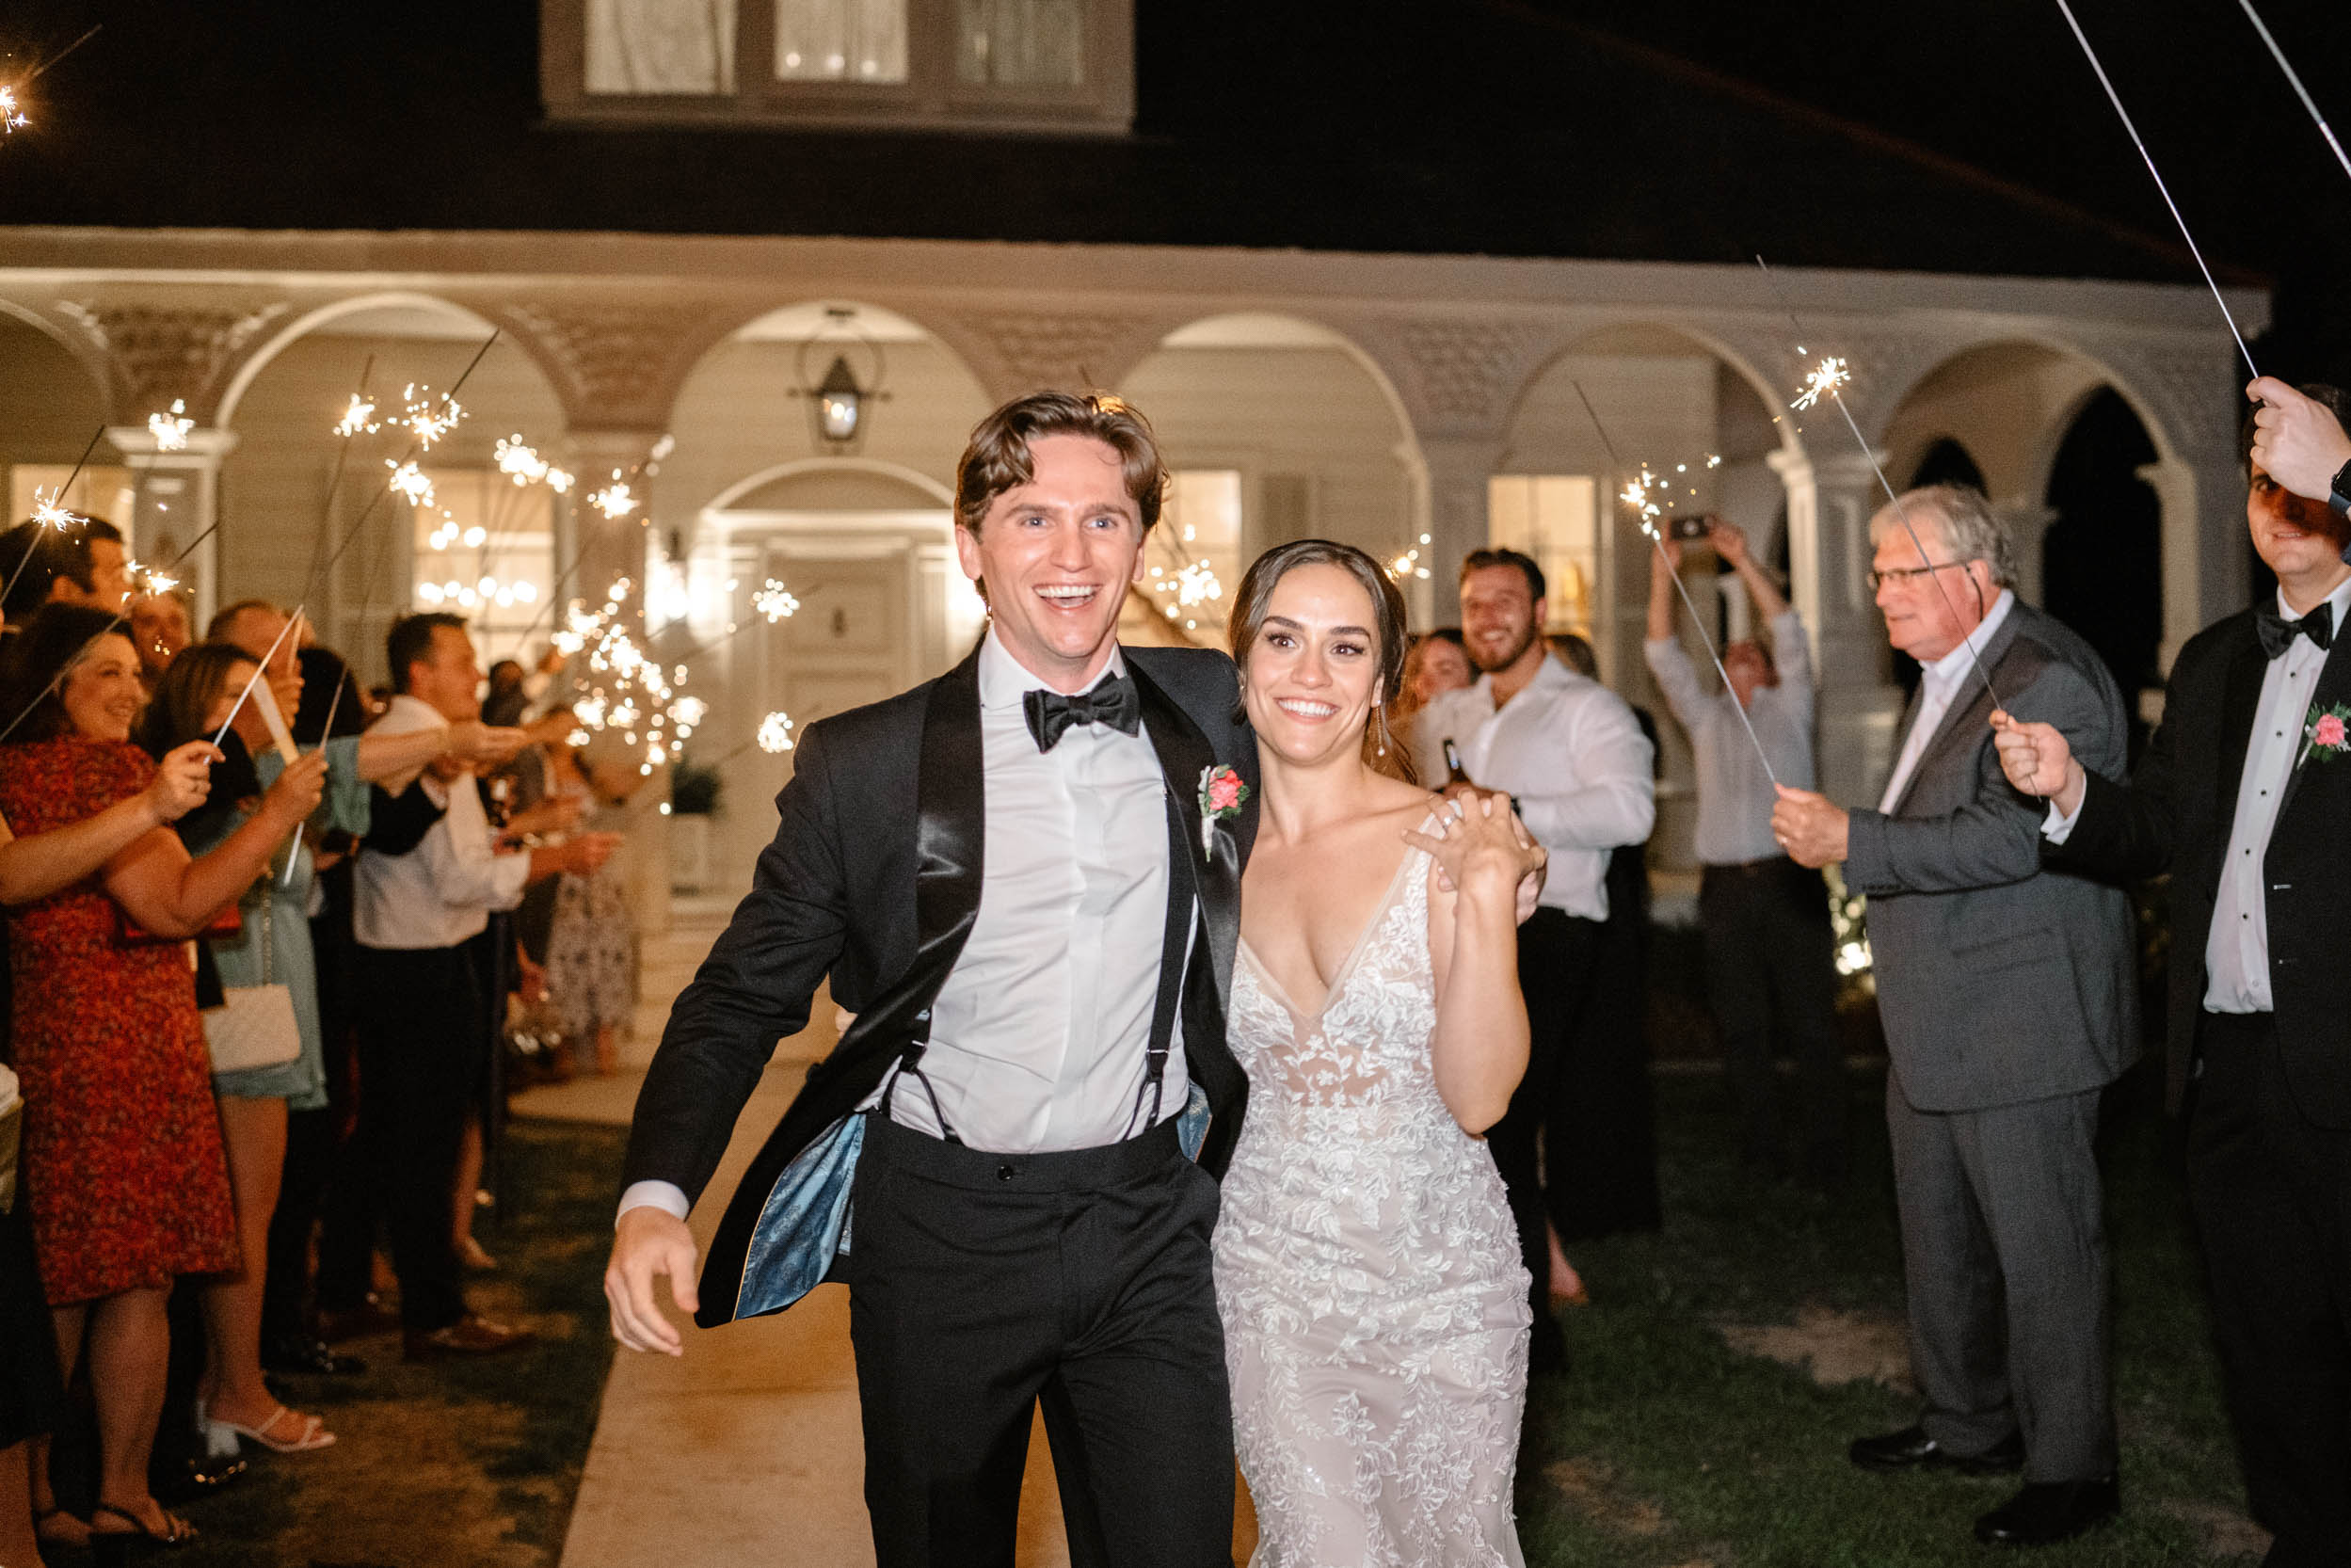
[620,632,1188,1224]
[1644,608,1816,864]
[354,695,530,951]
[1879,589,2016,813]
[2046,576,2351,1015]
[1418,656,1655,921]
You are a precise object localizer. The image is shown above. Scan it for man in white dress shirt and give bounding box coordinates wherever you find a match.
[1994,385,2351,1562]
[1645,520,1845,1189]
[1418,546,1655,1373]
[356,613,616,1359]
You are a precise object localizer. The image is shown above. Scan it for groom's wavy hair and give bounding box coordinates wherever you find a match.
[1229,539,1417,783]
[953,391,1166,537]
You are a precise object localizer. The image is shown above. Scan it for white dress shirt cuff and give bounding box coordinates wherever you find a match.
[2041,796,2082,844]
[616,1180,690,1226]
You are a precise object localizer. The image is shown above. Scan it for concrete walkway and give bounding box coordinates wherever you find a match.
[520,899,1176,1568]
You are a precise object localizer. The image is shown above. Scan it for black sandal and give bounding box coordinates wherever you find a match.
[89,1500,199,1555]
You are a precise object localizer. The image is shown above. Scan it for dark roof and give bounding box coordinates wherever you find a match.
[0,0,2311,291]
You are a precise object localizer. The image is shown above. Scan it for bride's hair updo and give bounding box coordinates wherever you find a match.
[1229,539,1410,699]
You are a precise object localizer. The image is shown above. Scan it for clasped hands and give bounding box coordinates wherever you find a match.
[1435,783,1548,920]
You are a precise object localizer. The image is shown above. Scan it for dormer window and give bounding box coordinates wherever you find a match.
[543,0,1131,132]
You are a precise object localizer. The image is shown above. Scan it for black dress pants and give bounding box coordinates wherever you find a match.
[1699,857,1847,1180]
[846,1114,1233,1568]
[2188,1011,2351,1564]
[351,943,486,1333]
[1488,908,1602,1361]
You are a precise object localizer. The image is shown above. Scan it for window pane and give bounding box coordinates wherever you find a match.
[413,470,556,664]
[956,0,1083,87]
[586,0,737,94]
[1145,471,1241,641]
[776,0,908,82]
[1487,475,1597,635]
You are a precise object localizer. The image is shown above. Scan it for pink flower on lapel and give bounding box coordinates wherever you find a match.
[2304,701,2351,761]
[1196,764,1249,858]
[2317,713,2346,750]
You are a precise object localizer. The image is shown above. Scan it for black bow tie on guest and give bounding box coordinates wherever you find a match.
[2256,600,2335,660]
[1023,671,1143,752]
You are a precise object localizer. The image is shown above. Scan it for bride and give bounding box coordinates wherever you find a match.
[1215,539,1545,1565]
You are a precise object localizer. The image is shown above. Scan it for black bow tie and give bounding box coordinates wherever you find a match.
[2256,600,2335,660]
[1023,672,1142,752]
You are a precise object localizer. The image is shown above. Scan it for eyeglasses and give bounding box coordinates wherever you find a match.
[1866,560,1971,591]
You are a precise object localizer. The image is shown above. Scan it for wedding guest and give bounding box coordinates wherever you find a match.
[1645,520,1846,1188]
[128,591,191,694]
[138,643,525,1455]
[542,739,638,1078]
[0,740,216,1566]
[1772,485,2135,1548]
[1391,627,1470,770]
[1991,386,2351,1560]
[0,605,325,1552]
[209,600,305,731]
[1417,548,1655,1372]
[2245,375,2351,514]
[355,613,614,1359]
[0,514,131,625]
[483,659,529,728]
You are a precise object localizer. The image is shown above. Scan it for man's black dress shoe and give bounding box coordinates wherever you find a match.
[262,1333,368,1376]
[1974,1476,2119,1546]
[1848,1424,2025,1475]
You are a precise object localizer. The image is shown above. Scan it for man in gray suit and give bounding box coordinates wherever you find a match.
[1771,485,2136,1549]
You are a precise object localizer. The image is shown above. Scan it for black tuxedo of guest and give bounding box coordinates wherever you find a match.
[622,639,1257,1568]
[2051,605,2351,1561]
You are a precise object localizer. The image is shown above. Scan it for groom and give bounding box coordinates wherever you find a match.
[605,391,1258,1566]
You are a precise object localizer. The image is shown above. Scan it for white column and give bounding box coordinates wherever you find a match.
[1995,497,2058,608]
[564,428,670,939]
[2141,450,2246,676]
[1773,447,1903,808]
[1416,437,1503,625]
[105,426,237,627]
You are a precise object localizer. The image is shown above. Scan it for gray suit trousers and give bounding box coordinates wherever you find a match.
[1885,1067,2116,1482]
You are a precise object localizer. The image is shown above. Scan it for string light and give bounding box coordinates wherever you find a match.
[146,399,193,452]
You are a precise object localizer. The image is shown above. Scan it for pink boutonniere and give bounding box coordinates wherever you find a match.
[1197,764,1249,858]
[2305,701,2351,761]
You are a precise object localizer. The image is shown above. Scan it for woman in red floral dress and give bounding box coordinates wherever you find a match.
[0,606,325,1551]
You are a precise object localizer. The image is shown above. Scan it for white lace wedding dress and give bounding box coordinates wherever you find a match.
[1214,838,1532,1567]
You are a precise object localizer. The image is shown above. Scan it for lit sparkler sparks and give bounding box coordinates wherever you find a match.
[399,383,464,448]
[128,559,178,596]
[29,487,80,531]
[386,460,436,507]
[752,579,801,622]
[0,87,25,134]
[758,712,796,754]
[670,695,708,737]
[147,399,193,452]
[335,393,380,437]
[1790,357,1849,412]
[1170,560,1223,607]
[587,473,638,520]
[494,436,548,485]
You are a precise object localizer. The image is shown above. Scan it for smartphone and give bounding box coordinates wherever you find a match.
[1667,514,1711,541]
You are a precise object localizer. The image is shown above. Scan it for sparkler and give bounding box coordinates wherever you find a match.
[147,399,193,452]
[385,459,436,508]
[208,609,304,752]
[2234,1,2351,185]
[1575,383,1779,787]
[752,579,800,622]
[398,383,464,449]
[2050,0,2259,378]
[0,87,24,134]
[0,24,101,139]
[4,424,107,605]
[1754,257,2007,714]
[587,473,638,520]
[335,392,381,438]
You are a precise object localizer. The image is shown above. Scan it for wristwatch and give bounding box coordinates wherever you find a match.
[2331,456,2351,519]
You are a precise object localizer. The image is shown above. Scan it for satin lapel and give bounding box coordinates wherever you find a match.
[2278,628,2351,822]
[1128,662,1234,1002]
[1891,612,2023,816]
[910,646,986,1014]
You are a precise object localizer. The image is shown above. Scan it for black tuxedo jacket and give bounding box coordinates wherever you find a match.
[2053,606,2351,1126]
[621,641,1260,1327]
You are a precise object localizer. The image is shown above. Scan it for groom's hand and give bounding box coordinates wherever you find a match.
[1438,785,1546,921]
[606,1206,701,1355]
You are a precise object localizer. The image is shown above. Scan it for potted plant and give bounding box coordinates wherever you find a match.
[667,756,723,891]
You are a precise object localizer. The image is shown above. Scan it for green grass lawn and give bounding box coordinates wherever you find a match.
[1514,1062,2259,1566]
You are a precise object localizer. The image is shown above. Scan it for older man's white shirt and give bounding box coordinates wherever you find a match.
[1419,656,1655,921]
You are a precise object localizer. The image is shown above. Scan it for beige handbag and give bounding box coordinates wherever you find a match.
[201,897,302,1075]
